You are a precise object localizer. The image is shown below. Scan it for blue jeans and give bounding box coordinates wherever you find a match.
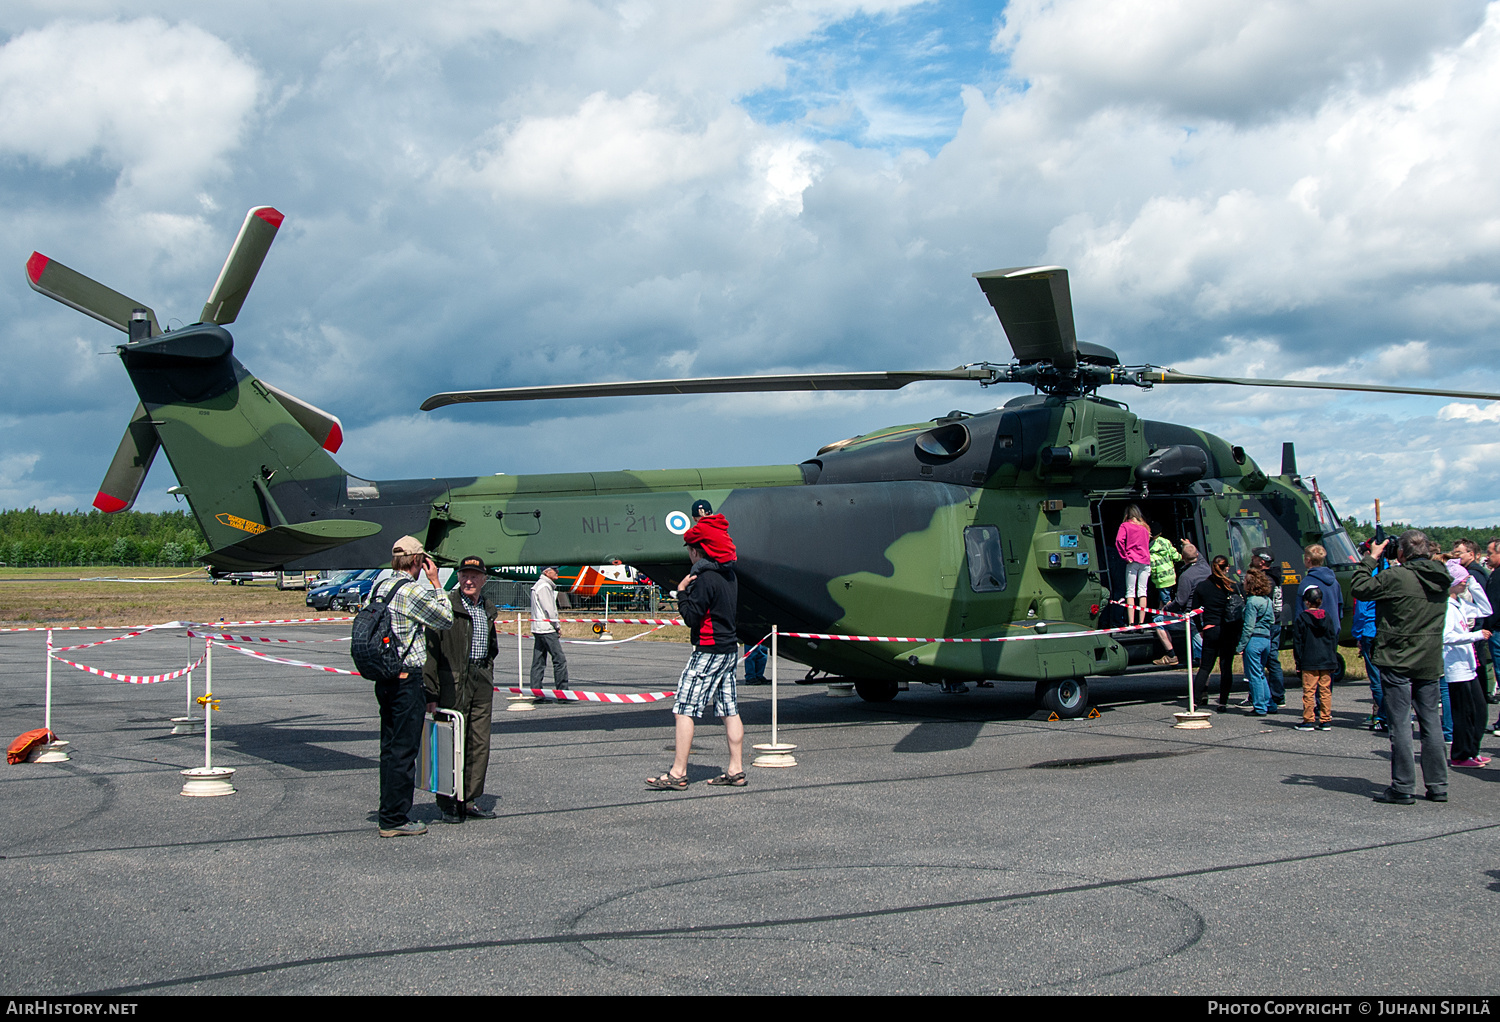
[744,642,768,681]
[1242,636,1272,713]
[1359,636,1384,724]
[1262,623,1285,705]
[1439,678,1453,742]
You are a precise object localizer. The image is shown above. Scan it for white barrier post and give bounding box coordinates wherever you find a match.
[752,625,797,768]
[1173,611,1210,729]
[31,629,71,762]
[600,593,613,641]
[507,612,534,711]
[171,630,202,735]
[181,639,235,795]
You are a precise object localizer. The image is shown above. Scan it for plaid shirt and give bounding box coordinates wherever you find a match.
[371,575,454,671]
[1149,536,1182,588]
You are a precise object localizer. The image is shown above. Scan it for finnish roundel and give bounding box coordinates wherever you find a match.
[665,510,692,535]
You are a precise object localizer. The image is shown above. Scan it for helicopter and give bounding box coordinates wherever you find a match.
[26,207,1500,716]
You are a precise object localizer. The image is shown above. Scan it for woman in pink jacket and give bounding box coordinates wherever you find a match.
[1116,505,1151,627]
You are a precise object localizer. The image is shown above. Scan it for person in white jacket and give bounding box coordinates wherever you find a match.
[1443,561,1491,768]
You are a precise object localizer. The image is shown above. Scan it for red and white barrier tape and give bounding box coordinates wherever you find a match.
[219,643,361,676]
[553,617,686,626]
[3,615,353,633]
[51,650,207,685]
[186,631,349,644]
[779,610,1201,645]
[51,624,177,652]
[499,686,676,704]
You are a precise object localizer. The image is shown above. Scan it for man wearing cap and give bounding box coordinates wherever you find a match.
[647,519,745,790]
[423,556,499,824]
[528,566,570,700]
[373,536,454,838]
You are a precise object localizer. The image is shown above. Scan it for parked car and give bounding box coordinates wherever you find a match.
[306,570,366,610]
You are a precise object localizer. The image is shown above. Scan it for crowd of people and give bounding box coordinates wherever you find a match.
[361,499,751,837]
[1126,509,1500,805]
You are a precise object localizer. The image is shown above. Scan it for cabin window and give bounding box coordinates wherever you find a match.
[345,475,379,500]
[1228,517,1270,574]
[964,525,1007,592]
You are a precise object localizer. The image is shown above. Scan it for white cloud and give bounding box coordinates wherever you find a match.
[0,19,262,205]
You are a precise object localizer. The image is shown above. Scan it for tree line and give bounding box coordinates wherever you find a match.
[0,508,209,567]
[1341,518,1500,552]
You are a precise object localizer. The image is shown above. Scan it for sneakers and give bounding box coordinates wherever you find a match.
[1375,788,1416,805]
[378,820,428,838]
[1295,722,1316,731]
[1316,722,1333,731]
[1152,655,1179,667]
[1449,757,1486,768]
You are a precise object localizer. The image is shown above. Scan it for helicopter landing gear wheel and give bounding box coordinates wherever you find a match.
[1331,652,1347,684]
[1036,677,1089,718]
[854,680,899,703]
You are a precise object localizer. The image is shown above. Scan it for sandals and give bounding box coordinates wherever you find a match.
[646,771,688,791]
[707,771,747,787]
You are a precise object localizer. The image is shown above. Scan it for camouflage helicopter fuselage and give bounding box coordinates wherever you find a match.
[124,322,1351,696]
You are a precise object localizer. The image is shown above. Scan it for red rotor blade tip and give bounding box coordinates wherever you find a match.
[26,252,49,284]
[93,491,128,513]
[253,207,285,227]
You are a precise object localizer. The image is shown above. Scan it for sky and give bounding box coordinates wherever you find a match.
[2,0,1499,527]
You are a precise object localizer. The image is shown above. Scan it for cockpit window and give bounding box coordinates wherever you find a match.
[346,475,379,500]
[964,526,1007,592]
[1315,496,1360,565]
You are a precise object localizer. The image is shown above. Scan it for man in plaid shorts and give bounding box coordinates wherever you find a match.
[647,523,745,790]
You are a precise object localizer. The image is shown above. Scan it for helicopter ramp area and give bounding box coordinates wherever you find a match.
[1,625,1495,997]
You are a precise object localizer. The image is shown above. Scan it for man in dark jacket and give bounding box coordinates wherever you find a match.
[423,555,499,823]
[1352,531,1451,804]
[647,525,744,790]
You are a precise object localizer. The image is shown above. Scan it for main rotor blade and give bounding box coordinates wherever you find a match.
[200,206,284,325]
[94,403,160,513]
[26,252,160,336]
[421,368,994,411]
[973,266,1078,374]
[1154,370,1500,403]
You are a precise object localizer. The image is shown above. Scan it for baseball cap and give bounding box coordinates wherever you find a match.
[392,535,425,557]
[690,499,713,517]
[458,555,486,574]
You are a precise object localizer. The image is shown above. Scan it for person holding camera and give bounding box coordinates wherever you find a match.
[373,536,454,837]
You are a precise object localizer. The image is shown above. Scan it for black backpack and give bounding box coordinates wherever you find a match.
[350,577,417,682]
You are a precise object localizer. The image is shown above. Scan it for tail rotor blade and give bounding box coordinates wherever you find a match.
[261,381,344,452]
[200,206,284,325]
[94,403,161,513]
[26,253,160,336]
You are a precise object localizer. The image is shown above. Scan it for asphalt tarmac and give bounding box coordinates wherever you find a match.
[2,624,1497,996]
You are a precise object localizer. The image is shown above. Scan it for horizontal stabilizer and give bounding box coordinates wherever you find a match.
[26,253,161,336]
[200,207,284,326]
[262,381,344,452]
[973,266,1078,374]
[94,403,160,513]
[202,519,382,571]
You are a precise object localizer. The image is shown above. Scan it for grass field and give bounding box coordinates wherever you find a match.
[0,566,689,642]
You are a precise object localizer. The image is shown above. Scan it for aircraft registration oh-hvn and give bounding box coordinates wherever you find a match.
[28,211,1500,715]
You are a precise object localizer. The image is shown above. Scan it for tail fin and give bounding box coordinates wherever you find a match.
[118,324,378,568]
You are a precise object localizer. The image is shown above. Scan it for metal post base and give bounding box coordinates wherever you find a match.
[1173,711,1213,730]
[506,695,536,713]
[180,766,236,797]
[752,742,797,768]
[169,716,203,735]
[28,740,71,763]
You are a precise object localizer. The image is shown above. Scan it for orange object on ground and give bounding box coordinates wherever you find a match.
[8,728,56,764]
